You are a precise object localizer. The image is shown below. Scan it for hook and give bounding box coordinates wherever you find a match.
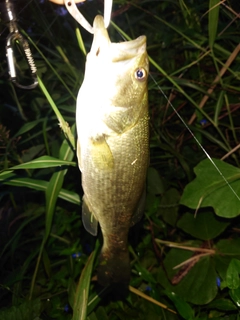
[64,0,113,33]
[1,0,38,89]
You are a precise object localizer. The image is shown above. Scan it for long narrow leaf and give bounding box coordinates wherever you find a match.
[30,130,76,299]
[73,241,99,320]
[0,175,80,205]
[37,76,75,149]
[45,137,75,240]
[8,156,76,170]
[209,0,220,48]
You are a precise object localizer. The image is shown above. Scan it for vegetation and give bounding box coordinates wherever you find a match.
[0,0,240,319]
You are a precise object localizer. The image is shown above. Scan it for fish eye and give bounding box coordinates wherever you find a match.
[135,68,147,81]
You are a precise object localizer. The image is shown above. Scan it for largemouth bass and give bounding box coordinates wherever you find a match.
[76,15,149,286]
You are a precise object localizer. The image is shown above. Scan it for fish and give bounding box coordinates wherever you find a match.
[76,15,149,286]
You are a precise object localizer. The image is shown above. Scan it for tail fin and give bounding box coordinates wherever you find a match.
[97,248,130,286]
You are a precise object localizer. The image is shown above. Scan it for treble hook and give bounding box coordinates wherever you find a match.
[1,0,38,89]
[63,0,113,33]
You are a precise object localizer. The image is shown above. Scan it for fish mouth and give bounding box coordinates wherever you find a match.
[91,15,147,61]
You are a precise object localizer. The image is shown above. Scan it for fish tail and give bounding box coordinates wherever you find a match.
[97,248,130,286]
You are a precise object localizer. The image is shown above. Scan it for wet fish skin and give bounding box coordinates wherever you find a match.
[76,15,149,286]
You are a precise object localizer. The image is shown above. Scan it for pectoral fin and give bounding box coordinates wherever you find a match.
[130,187,146,226]
[90,135,114,170]
[76,140,82,171]
[82,195,98,236]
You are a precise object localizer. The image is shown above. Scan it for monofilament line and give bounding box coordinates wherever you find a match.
[150,74,240,202]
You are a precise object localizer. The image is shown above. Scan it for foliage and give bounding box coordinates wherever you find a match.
[0,0,240,319]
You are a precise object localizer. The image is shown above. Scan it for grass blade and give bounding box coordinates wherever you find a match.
[7,156,76,170]
[209,0,220,48]
[45,138,75,240]
[30,133,75,299]
[0,174,80,205]
[37,76,75,149]
[73,241,99,320]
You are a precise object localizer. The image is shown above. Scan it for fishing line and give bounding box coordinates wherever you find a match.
[150,73,240,202]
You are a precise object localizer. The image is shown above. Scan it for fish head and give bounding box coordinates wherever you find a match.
[83,15,149,111]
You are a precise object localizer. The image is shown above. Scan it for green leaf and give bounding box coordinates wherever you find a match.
[21,145,45,163]
[207,298,238,311]
[180,158,240,218]
[95,306,108,320]
[42,249,51,278]
[87,287,111,315]
[214,240,240,283]
[158,188,180,226]
[9,155,76,170]
[214,90,224,126]
[73,241,99,320]
[226,259,240,289]
[208,0,220,48]
[13,119,44,136]
[68,279,77,309]
[157,248,218,305]
[44,140,75,240]
[147,167,165,195]
[135,263,157,284]
[216,238,240,255]
[230,287,240,307]
[0,206,44,259]
[164,291,194,320]
[38,75,75,149]
[0,299,41,320]
[0,174,80,205]
[87,312,99,320]
[177,211,230,240]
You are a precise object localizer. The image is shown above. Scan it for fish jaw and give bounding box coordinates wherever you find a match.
[91,15,147,61]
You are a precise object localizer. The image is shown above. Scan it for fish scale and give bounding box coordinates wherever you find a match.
[83,118,148,218]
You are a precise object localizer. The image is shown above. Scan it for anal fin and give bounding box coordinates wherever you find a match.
[82,195,98,236]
